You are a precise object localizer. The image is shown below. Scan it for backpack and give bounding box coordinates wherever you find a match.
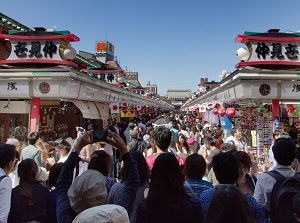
[0,175,8,182]
[267,170,300,223]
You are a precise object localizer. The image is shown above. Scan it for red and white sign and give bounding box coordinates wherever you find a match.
[136,105,142,111]
[110,103,119,113]
[199,105,206,113]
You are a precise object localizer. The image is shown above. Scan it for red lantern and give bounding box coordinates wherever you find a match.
[123,107,128,113]
[218,107,226,116]
[212,108,219,115]
[226,107,236,118]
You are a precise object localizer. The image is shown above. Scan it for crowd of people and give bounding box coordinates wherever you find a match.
[0,112,300,222]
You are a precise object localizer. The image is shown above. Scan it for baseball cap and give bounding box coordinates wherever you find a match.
[68,169,107,213]
[72,204,129,223]
[128,122,135,127]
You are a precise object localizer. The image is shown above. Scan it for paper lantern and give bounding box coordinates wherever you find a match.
[226,107,236,118]
[212,108,219,115]
[218,107,226,116]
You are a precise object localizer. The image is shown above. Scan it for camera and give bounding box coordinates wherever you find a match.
[90,130,108,143]
[76,127,85,133]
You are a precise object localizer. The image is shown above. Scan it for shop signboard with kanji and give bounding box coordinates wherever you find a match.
[235,32,300,68]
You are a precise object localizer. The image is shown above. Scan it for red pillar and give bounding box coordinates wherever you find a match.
[272,100,280,118]
[30,98,40,132]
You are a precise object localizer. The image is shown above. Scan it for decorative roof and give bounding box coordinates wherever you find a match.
[0,13,32,32]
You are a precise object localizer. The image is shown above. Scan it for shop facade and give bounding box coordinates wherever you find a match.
[182,29,300,173]
[0,29,173,145]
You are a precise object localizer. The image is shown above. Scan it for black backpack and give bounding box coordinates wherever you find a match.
[267,170,300,223]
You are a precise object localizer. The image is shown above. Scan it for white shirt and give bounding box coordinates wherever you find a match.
[268,143,277,171]
[225,136,248,151]
[9,165,19,188]
[253,165,295,211]
[0,168,12,223]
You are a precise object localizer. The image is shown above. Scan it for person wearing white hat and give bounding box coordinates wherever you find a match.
[56,130,139,223]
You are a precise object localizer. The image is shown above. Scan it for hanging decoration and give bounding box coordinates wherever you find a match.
[226,107,236,118]
[212,108,219,115]
[218,107,226,116]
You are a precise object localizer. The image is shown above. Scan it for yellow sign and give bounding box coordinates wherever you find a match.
[120,110,135,118]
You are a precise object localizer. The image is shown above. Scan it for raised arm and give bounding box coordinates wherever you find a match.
[107,131,140,214]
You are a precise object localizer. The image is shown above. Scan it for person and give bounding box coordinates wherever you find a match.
[213,128,224,149]
[55,139,71,163]
[203,137,219,171]
[201,123,211,138]
[176,133,190,159]
[254,135,298,214]
[136,153,203,223]
[189,125,201,143]
[207,143,237,186]
[56,130,139,223]
[179,125,189,139]
[293,193,300,222]
[199,152,268,223]
[233,151,257,196]
[267,130,283,171]
[21,131,42,167]
[183,153,213,197]
[124,122,136,144]
[48,162,63,223]
[127,130,146,154]
[206,184,255,223]
[170,121,179,147]
[8,158,53,222]
[0,144,16,223]
[107,152,149,223]
[226,127,248,151]
[145,127,185,169]
[88,150,117,194]
[143,127,153,156]
[187,138,199,154]
[6,139,20,188]
[36,138,49,168]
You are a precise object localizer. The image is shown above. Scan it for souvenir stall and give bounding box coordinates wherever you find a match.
[182,29,300,175]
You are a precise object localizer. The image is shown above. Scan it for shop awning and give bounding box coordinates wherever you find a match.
[72,101,100,119]
[95,102,109,121]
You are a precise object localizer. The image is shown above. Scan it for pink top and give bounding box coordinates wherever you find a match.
[145,153,185,169]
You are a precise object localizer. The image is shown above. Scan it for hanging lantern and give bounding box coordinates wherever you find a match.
[212,108,219,115]
[218,107,226,116]
[130,107,135,112]
[226,107,236,118]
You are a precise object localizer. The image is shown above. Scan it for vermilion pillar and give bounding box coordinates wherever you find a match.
[30,98,40,132]
[272,100,280,118]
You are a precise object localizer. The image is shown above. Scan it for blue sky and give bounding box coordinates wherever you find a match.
[2,0,300,95]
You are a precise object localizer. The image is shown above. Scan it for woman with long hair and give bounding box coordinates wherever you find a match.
[107,152,150,223]
[213,128,224,149]
[189,125,201,143]
[206,184,254,223]
[136,152,203,223]
[176,133,190,159]
[8,158,52,222]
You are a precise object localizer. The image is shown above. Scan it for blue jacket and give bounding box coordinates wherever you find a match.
[56,151,139,223]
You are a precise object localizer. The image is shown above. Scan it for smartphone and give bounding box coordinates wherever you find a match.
[91,130,108,143]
